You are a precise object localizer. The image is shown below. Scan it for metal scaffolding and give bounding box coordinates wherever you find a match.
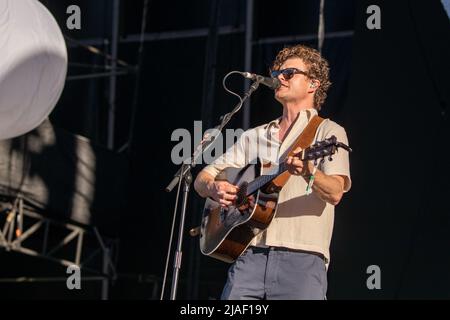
[0,196,118,299]
[65,1,353,147]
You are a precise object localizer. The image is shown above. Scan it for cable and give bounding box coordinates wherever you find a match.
[221,71,245,120]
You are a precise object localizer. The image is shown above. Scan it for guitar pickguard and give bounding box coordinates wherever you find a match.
[219,206,251,228]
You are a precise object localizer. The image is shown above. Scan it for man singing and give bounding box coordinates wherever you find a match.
[194,44,351,300]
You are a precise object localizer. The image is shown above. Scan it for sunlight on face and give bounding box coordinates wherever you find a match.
[274,57,311,105]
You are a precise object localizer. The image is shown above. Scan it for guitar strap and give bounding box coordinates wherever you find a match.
[270,114,325,189]
[286,114,325,157]
[215,115,325,186]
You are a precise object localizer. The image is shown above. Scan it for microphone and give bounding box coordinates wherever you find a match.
[239,72,281,90]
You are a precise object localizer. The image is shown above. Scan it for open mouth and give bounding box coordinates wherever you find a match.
[276,84,288,90]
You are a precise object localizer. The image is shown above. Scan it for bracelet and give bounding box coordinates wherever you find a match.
[305,166,318,195]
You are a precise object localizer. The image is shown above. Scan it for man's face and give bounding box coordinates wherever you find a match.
[274,57,313,105]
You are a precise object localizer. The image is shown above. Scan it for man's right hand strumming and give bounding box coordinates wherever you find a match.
[194,171,239,208]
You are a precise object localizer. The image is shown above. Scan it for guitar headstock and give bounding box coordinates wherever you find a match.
[302,135,352,163]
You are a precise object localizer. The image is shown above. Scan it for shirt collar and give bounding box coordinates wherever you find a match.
[266,108,318,130]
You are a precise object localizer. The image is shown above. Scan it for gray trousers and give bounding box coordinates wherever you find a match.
[221,246,327,300]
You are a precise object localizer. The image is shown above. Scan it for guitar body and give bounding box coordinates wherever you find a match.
[199,161,280,263]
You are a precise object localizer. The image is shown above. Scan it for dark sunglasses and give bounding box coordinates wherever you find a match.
[270,67,309,80]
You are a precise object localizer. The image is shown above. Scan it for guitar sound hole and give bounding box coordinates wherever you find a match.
[236,182,248,207]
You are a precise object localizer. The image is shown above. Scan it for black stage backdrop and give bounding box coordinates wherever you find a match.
[0,0,448,299]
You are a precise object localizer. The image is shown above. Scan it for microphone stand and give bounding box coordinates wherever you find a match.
[162,79,262,300]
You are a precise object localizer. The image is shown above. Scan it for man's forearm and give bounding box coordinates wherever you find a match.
[196,167,344,205]
[194,171,214,198]
[305,169,344,205]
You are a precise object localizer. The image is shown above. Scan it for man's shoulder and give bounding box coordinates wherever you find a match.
[318,118,347,134]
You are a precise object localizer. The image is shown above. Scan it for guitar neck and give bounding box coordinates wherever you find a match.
[244,135,348,196]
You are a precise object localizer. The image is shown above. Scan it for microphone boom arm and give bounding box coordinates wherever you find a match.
[161,75,264,301]
[165,78,261,192]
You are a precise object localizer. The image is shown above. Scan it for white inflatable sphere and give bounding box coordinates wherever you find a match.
[0,0,67,139]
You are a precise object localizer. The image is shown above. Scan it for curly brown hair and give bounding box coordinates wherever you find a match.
[271,44,331,110]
